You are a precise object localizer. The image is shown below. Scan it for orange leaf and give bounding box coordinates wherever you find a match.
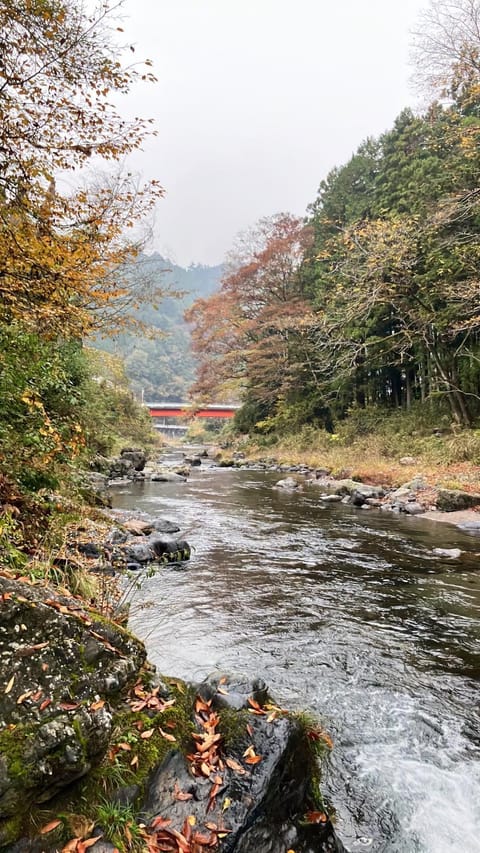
[62,839,80,852]
[305,811,328,824]
[174,782,193,801]
[40,819,62,834]
[140,729,155,739]
[225,757,246,775]
[245,754,262,765]
[150,817,171,830]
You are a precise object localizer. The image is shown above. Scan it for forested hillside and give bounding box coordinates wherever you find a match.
[187,0,480,437]
[94,254,222,402]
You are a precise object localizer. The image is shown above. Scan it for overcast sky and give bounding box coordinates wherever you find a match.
[119,0,427,267]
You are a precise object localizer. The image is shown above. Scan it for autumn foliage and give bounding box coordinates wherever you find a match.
[0,0,165,499]
[0,0,164,338]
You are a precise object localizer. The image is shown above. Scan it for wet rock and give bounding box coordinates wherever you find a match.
[436,489,480,512]
[123,518,154,536]
[0,577,145,844]
[120,447,147,472]
[350,486,384,506]
[276,477,299,490]
[108,456,134,478]
[148,537,191,561]
[123,543,154,563]
[184,456,202,466]
[403,501,424,515]
[320,494,342,503]
[197,675,269,711]
[151,471,187,483]
[432,547,462,558]
[152,520,181,534]
[140,699,343,853]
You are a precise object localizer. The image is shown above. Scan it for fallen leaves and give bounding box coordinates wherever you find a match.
[242,745,262,765]
[145,814,231,853]
[40,819,62,834]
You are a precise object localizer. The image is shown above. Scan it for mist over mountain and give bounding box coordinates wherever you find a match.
[93,252,222,401]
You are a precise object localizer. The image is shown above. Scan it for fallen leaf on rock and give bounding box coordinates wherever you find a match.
[4,675,15,694]
[90,699,105,711]
[39,698,52,711]
[40,819,62,834]
[150,817,172,830]
[77,837,101,852]
[173,782,193,801]
[159,727,176,742]
[17,690,33,705]
[245,754,262,765]
[247,697,266,714]
[305,811,328,824]
[59,702,81,711]
[225,756,246,775]
[61,838,81,852]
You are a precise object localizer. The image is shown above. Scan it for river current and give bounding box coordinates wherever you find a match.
[112,452,480,853]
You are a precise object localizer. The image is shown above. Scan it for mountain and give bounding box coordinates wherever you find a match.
[93,252,222,402]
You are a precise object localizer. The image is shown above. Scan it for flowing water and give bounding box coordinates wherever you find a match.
[112,451,480,853]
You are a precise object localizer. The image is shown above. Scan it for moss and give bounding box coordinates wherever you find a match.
[0,726,35,785]
[0,812,24,847]
[218,707,250,751]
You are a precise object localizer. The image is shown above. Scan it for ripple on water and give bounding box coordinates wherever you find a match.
[114,466,480,853]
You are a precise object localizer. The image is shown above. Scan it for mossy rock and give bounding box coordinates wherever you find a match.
[0,576,146,845]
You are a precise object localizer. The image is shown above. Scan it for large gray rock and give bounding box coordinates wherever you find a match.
[141,676,344,853]
[436,489,480,512]
[120,447,147,472]
[0,577,146,846]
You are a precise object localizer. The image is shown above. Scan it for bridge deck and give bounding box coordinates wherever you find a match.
[146,402,240,419]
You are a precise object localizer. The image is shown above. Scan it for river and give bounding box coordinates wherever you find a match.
[111,451,480,853]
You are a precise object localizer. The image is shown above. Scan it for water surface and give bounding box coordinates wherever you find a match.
[112,455,480,853]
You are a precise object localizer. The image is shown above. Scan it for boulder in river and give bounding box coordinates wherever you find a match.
[140,675,345,853]
[276,477,300,490]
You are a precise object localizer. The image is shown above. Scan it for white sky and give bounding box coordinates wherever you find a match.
[119,0,427,266]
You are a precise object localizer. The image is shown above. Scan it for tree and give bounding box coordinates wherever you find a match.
[411,0,480,113]
[186,214,314,411]
[0,0,164,336]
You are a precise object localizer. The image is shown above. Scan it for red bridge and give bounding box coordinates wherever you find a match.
[146,402,240,426]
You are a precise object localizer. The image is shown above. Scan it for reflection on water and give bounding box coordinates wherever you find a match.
[113,455,480,853]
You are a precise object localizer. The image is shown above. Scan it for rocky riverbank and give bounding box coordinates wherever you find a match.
[215,451,480,536]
